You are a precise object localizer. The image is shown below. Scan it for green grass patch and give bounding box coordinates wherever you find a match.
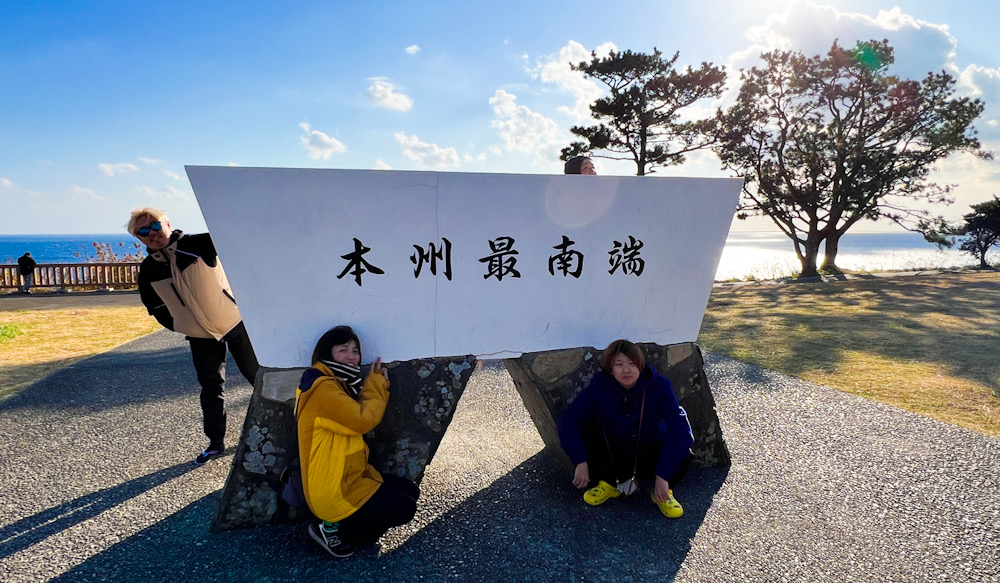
[0,323,23,343]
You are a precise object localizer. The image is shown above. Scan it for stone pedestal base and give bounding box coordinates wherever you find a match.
[211,355,477,532]
[503,342,730,471]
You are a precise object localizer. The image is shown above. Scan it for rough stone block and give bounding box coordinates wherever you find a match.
[503,342,730,471]
[212,355,477,532]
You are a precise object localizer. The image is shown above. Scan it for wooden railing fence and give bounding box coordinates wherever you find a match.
[0,263,141,290]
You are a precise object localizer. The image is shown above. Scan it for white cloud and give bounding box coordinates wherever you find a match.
[137,185,191,201]
[488,89,562,164]
[98,162,140,177]
[530,40,616,121]
[733,2,957,82]
[959,64,1000,143]
[374,159,392,170]
[139,157,164,166]
[299,122,347,160]
[0,177,14,188]
[69,184,109,202]
[961,65,1000,98]
[367,78,414,111]
[227,162,241,167]
[463,152,487,163]
[393,132,461,168]
[405,45,420,55]
[164,170,183,180]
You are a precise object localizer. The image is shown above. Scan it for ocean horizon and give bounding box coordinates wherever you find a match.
[715,231,998,281]
[1,234,143,265]
[1,231,995,282]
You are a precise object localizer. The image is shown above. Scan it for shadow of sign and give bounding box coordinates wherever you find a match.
[49,454,727,582]
[387,454,730,581]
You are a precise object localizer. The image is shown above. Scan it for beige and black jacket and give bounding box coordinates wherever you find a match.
[138,230,242,340]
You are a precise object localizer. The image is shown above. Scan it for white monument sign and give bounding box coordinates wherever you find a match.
[186,166,740,366]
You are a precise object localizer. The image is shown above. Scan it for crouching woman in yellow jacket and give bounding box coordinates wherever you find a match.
[296,325,419,558]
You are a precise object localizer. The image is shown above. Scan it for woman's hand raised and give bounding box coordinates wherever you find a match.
[370,357,387,378]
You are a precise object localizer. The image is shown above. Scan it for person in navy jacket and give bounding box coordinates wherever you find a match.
[558,339,694,518]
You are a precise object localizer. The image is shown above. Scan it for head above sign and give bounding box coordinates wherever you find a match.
[564,156,596,175]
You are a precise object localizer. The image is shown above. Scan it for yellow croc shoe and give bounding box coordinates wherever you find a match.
[583,480,621,506]
[652,489,683,518]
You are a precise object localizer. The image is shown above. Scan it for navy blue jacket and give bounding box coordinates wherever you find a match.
[558,365,694,481]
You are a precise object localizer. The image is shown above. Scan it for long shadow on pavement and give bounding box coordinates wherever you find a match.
[0,462,198,560]
[0,331,251,413]
[51,452,728,582]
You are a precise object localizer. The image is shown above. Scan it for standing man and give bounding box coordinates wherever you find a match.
[17,253,38,294]
[17,252,37,294]
[128,207,260,465]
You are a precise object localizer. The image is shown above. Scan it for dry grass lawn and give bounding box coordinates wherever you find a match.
[0,307,160,399]
[699,270,1000,438]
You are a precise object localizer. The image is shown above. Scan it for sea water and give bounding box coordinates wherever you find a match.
[1,231,994,281]
[0,234,143,264]
[716,231,995,281]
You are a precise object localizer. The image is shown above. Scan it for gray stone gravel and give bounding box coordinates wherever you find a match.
[0,332,997,582]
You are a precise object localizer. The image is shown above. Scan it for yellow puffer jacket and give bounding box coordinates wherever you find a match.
[295,362,389,522]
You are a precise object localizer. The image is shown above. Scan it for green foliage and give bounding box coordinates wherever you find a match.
[957,195,1000,268]
[918,216,959,249]
[0,324,23,343]
[919,197,1000,270]
[716,39,990,278]
[562,48,726,176]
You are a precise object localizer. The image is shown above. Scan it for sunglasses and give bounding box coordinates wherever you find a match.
[137,222,163,237]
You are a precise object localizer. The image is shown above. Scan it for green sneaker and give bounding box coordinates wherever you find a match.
[652,489,683,518]
[583,480,621,506]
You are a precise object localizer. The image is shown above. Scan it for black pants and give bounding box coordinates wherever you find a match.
[581,422,691,488]
[338,474,420,546]
[188,321,260,446]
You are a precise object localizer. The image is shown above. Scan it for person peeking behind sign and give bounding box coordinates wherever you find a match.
[564,155,597,175]
[128,207,260,467]
[295,326,419,558]
[557,339,694,518]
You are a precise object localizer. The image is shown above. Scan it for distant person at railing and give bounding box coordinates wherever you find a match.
[127,207,260,466]
[564,155,597,175]
[17,252,36,294]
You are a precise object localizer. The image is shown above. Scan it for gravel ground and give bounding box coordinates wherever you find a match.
[0,332,997,582]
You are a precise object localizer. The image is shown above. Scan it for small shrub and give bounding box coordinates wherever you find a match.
[89,241,145,263]
[0,324,23,343]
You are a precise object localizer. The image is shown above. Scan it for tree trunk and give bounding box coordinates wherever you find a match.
[798,240,821,278]
[820,233,842,273]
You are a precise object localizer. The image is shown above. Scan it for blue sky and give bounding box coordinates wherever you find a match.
[2,0,998,234]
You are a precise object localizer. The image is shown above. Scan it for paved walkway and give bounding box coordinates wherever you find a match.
[0,332,997,582]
